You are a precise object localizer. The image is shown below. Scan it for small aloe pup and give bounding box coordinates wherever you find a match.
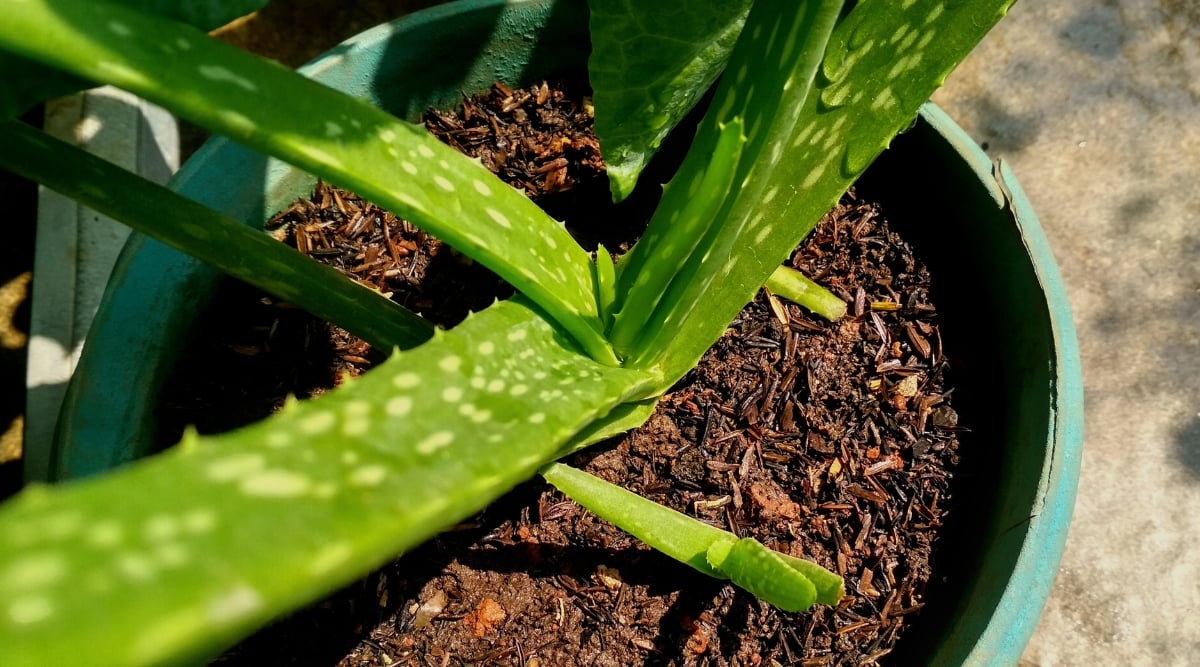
[0,0,1015,663]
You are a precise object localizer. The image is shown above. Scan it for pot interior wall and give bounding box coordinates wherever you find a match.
[858,105,1078,665]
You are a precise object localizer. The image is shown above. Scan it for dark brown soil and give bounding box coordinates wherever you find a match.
[161,84,966,666]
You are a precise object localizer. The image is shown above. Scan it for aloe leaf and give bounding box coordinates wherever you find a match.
[593,245,617,328]
[609,117,746,358]
[765,265,847,321]
[556,398,658,458]
[0,300,657,665]
[770,547,845,607]
[620,0,844,371]
[541,462,729,577]
[0,120,432,351]
[0,0,267,118]
[0,0,616,364]
[705,538,816,612]
[642,0,1017,381]
[587,0,752,200]
[541,462,842,612]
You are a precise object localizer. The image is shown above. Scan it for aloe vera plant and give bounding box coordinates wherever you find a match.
[0,0,1015,662]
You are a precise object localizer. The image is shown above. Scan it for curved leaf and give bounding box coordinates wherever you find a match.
[0,0,267,118]
[0,300,657,665]
[588,0,752,200]
[635,0,1018,380]
[542,462,842,612]
[0,120,432,352]
[0,0,616,364]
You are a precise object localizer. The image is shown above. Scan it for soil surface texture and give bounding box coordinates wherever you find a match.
[160,83,967,666]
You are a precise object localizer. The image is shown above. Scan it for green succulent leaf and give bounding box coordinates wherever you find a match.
[0,300,658,665]
[637,0,1017,381]
[0,0,615,364]
[616,0,844,372]
[557,398,659,457]
[609,116,746,358]
[706,538,816,612]
[593,245,617,328]
[542,462,730,576]
[587,0,752,200]
[765,265,847,321]
[0,0,267,118]
[541,462,843,612]
[0,119,432,351]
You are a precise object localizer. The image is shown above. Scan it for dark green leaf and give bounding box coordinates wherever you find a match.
[0,120,432,351]
[588,0,752,200]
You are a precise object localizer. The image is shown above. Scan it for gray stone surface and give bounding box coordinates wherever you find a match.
[932,1,1200,665]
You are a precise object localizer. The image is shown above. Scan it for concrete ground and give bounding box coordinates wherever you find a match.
[933,1,1200,665]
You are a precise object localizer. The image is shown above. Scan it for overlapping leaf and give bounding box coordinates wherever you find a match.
[587,0,752,200]
[0,120,432,351]
[542,462,844,611]
[611,0,844,370]
[0,0,615,363]
[0,300,657,665]
[628,0,1018,380]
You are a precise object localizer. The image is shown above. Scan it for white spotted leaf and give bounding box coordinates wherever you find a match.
[0,300,657,665]
[0,0,267,118]
[0,0,615,363]
[633,0,1018,380]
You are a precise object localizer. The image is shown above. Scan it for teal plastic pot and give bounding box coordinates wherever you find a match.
[50,0,1082,664]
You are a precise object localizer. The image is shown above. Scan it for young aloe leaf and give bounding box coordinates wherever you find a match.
[609,117,746,357]
[0,299,658,666]
[705,538,816,612]
[0,120,432,351]
[0,0,616,364]
[541,462,843,612]
[587,0,752,200]
[636,0,1017,381]
[618,0,844,372]
[593,245,617,328]
[767,545,845,607]
[542,462,730,576]
[0,0,267,118]
[765,265,847,321]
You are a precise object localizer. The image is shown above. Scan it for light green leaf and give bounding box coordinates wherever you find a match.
[765,265,847,321]
[641,0,1017,380]
[542,462,729,577]
[0,0,616,363]
[706,538,816,612]
[587,0,752,200]
[618,0,844,371]
[0,119,432,351]
[609,117,746,358]
[0,0,266,118]
[542,462,843,612]
[0,300,658,665]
